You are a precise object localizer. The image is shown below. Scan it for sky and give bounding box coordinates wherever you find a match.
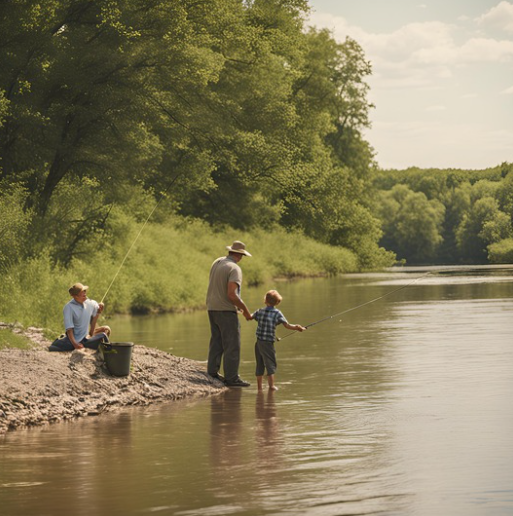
[306,0,513,170]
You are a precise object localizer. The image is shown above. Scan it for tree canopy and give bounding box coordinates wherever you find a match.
[374,164,513,264]
[0,0,391,269]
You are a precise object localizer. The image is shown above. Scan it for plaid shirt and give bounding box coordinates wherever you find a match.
[252,306,288,342]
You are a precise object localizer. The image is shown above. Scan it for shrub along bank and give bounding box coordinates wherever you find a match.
[0,221,393,342]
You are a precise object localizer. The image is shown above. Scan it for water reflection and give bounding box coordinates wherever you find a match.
[209,389,243,470]
[254,391,282,476]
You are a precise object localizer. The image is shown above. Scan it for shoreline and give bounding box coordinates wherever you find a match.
[0,325,226,435]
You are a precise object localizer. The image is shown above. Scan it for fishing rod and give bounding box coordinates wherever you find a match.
[277,271,432,341]
[99,182,176,305]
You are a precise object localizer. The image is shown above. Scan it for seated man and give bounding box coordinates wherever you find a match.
[48,283,110,351]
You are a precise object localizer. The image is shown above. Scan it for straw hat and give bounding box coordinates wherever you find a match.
[226,240,252,257]
[69,283,88,296]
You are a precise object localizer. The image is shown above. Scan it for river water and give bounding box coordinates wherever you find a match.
[1,267,512,516]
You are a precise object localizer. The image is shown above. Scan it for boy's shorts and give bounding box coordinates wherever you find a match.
[255,339,277,376]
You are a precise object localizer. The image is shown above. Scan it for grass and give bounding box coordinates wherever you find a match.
[0,328,33,350]
[0,219,394,339]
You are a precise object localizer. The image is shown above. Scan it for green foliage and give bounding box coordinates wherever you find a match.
[0,90,8,127]
[376,184,445,264]
[456,196,510,263]
[374,164,513,264]
[0,182,32,270]
[0,253,75,331]
[0,216,362,332]
[496,169,513,218]
[1,0,383,272]
[0,328,33,350]
[0,0,397,333]
[488,238,513,264]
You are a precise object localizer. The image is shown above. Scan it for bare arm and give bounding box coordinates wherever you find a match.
[89,302,104,337]
[66,328,84,350]
[283,323,307,332]
[227,281,252,320]
[89,314,99,337]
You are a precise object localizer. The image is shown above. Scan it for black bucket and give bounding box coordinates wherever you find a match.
[101,342,134,377]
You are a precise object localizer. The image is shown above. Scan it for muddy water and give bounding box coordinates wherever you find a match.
[1,267,512,515]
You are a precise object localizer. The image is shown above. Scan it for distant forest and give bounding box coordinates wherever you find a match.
[374,163,513,265]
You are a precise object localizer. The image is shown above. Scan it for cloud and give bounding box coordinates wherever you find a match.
[477,1,513,33]
[307,12,513,90]
[306,5,513,169]
[458,37,513,62]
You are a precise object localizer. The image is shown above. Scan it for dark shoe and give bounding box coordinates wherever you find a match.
[225,377,251,387]
[209,372,226,383]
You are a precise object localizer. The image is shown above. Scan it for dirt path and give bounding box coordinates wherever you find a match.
[0,323,226,434]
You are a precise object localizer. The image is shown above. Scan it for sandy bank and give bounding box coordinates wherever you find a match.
[0,324,226,434]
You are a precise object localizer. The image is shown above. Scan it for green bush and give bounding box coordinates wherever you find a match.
[488,238,513,264]
[0,183,32,271]
[0,218,370,333]
[0,254,74,333]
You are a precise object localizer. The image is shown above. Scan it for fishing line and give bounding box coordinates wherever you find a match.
[277,271,431,341]
[100,184,174,305]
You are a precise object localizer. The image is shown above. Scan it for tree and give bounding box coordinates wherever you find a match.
[0,0,388,268]
[488,238,513,264]
[0,182,32,270]
[377,184,445,264]
[0,0,237,261]
[456,197,508,263]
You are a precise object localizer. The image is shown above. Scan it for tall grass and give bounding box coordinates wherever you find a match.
[0,218,384,335]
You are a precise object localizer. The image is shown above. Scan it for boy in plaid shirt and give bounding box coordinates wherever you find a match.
[250,290,306,391]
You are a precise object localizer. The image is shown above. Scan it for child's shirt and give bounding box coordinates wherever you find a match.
[252,306,288,342]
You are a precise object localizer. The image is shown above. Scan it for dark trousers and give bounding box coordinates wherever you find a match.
[48,332,108,352]
[255,339,277,376]
[207,311,241,383]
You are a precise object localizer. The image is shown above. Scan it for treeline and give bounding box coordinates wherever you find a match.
[0,0,394,281]
[373,163,513,265]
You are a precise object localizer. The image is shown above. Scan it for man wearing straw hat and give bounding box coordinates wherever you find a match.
[48,283,110,351]
[206,241,252,387]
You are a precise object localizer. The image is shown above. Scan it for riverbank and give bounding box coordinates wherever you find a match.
[0,324,226,435]
[0,225,385,334]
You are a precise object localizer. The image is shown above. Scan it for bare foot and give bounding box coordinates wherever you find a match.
[269,385,278,391]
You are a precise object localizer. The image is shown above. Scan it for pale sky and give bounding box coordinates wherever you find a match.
[306,0,513,170]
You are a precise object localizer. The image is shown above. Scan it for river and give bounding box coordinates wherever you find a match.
[1,266,512,515]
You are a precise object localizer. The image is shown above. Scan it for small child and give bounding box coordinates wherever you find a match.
[250,290,306,391]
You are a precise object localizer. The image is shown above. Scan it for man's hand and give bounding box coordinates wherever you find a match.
[98,302,105,314]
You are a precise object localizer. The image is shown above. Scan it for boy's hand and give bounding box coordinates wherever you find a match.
[296,325,307,332]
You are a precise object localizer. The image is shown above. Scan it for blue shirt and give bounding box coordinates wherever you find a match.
[63,299,99,342]
[252,306,288,342]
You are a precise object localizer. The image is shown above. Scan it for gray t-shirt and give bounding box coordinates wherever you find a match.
[206,256,242,311]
